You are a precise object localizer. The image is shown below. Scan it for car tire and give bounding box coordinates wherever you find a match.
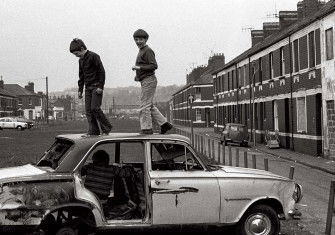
[55,226,77,235]
[17,126,23,131]
[237,204,280,235]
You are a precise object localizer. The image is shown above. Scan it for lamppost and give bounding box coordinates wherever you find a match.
[188,94,194,146]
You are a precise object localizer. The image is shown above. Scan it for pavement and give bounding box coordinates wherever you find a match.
[174,125,335,176]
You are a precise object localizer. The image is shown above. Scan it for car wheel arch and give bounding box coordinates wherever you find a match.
[238,198,284,222]
[39,203,97,232]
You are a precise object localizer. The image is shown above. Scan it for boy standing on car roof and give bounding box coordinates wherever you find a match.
[69,38,112,136]
[132,29,173,135]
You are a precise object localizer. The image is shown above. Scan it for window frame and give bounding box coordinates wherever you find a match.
[269,52,274,79]
[326,27,334,60]
[293,39,300,72]
[308,30,316,67]
[149,140,206,171]
[296,96,307,133]
[280,47,285,76]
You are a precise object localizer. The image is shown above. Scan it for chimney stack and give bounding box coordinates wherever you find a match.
[25,82,34,93]
[279,11,298,31]
[251,30,264,47]
[208,53,225,71]
[263,22,280,39]
[298,0,324,20]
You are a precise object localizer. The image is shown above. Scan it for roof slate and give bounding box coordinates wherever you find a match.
[4,84,37,96]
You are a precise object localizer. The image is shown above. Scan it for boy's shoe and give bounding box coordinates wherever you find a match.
[102,125,113,135]
[81,133,99,137]
[160,122,173,134]
[140,129,153,134]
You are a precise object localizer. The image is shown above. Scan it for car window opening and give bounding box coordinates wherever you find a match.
[79,142,146,221]
[151,143,204,171]
[37,139,73,170]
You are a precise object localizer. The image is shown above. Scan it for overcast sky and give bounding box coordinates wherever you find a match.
[0,0,300,92]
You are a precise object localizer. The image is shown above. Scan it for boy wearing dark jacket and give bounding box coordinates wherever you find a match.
[70,38,112,136]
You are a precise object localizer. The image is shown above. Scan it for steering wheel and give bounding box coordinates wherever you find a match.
[183,157,195,170]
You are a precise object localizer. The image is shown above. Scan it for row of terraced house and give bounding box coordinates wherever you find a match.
[0,79,74,121]
[170,0,335,159]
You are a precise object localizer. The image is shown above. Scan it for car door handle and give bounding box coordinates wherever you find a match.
[155,179,170,185]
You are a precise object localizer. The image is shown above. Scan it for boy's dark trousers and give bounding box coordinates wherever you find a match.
[85,87,112,135]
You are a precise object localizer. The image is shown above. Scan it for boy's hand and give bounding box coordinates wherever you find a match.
[132,65,141,71]
[96,88,103,94]
[78,92,83,99]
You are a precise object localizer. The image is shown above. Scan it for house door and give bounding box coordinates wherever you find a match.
[273,100,279,131]
[205,108,210,127]
[29,110,33,120]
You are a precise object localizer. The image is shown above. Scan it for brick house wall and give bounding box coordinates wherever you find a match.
[213,18,325,156]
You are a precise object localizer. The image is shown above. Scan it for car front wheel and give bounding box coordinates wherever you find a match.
[17,125,23,131]
[55,226,78,235]
[237,204,280,235]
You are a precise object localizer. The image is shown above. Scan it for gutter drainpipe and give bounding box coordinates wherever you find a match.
[289,35,295,150]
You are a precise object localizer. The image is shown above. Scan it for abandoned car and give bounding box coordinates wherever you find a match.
[0,133,302,235]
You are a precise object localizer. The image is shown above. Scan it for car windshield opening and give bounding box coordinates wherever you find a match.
[37,139,73,170]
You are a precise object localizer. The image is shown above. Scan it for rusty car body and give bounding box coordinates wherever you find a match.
[0,133,302,235]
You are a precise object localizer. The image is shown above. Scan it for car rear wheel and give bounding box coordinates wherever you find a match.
[237,204,280,235]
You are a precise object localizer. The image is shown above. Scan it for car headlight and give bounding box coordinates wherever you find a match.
[292,183,303,203]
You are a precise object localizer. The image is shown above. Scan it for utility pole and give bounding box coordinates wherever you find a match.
[73,95,76,121]
[188,94,194,146]
[113,96,115,115]
[45,76,49,124]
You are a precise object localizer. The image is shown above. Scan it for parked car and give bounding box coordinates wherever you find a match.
[8,116,35,129]
[220,123,249,147]
[0,133,302,235]
[0,117,28,130]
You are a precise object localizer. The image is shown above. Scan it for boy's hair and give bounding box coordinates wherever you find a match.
[69,38,87,53]
[133,29,149,39]
[92,150,109,166]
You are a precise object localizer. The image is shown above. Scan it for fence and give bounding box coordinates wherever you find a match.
[175,128,295,178]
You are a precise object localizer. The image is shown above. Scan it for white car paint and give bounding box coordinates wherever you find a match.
[0,117,27,129]
[0,164,45,180]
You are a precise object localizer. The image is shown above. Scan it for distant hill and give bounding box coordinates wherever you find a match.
[51,85,183,105]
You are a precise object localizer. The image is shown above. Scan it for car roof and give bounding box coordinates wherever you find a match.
[56,132,191,144]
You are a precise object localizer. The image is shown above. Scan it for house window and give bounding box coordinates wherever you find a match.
[269,53,274,79]
[195,87,201,100]
[232,70,235,90]
[18,98,22,105]
[237,68,241,88]
[297,96,307,132]
[243,65,247,87]
[293,39,299,72]
[326,28,334,60]
[220,75,224,91]
[213,78,217,94]
[308,31,316,67]
[258,58,262,83]
[29,98,32,105]
[227,72,230,91]
[195,109,201,121]
[280,47,285,76]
